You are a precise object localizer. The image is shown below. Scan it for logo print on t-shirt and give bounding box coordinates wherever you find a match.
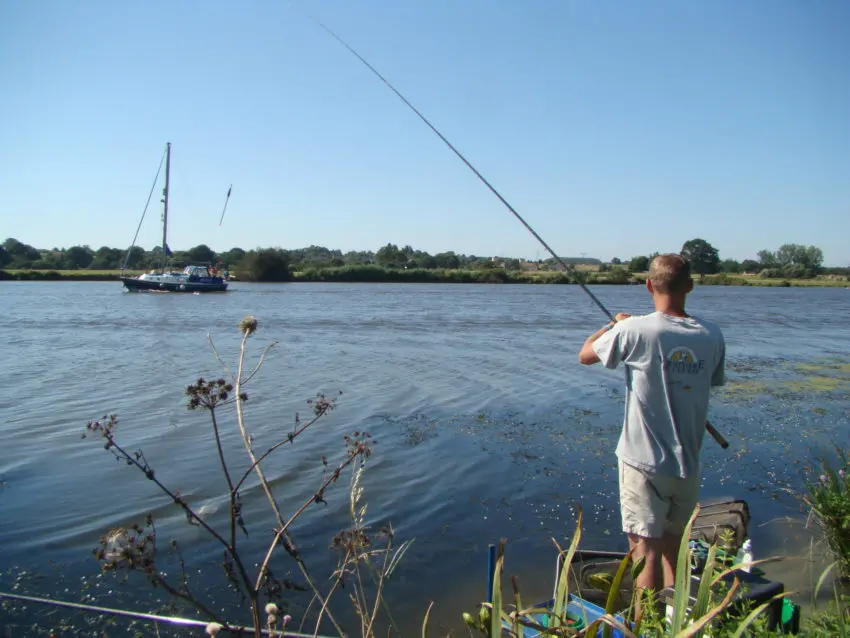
[666,346,705,375]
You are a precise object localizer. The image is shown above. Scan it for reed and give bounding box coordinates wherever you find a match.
[76,315,411,637]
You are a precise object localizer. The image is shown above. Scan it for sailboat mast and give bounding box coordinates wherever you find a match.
[161,142,171,270]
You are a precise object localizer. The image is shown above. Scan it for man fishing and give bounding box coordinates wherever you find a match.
[577,253,726,606]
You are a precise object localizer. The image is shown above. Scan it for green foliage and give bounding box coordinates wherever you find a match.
[375,243,408,268]
[720,259,742,274]
[63,246,94,269]
[681,238,721,277]
[702,273,733,286]
[741,259,761,273]
[628,256,649,273]
[606,266,633,285]
[757,244,824,278]
[186,244,216,264]
[3,238,41,267]
[90,246,124,270]
[456,505,795,638]
[803,449,850,580]
[218,247,246,267]
[236,248,292,282]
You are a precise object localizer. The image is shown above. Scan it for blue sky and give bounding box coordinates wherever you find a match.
[1,1,848,265]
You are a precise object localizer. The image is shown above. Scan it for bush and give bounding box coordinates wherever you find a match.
[803,449,850,580]
[236,249,291,282]
[703,273,733,286]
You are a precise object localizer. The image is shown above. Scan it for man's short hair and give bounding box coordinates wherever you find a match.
[649,254,692,294]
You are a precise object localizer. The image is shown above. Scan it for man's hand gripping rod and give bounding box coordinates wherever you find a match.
[314,19,729,450]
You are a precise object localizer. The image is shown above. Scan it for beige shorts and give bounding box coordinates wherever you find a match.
[618,460,700,539]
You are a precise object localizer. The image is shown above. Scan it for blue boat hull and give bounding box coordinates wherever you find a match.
[120,277,228,293]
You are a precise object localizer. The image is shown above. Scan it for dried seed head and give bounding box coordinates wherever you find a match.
[265,603,279,615]
[205,622,223,636]
[238,315,258,335]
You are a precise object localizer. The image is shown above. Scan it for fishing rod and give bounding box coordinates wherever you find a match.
[311,18,729,450]
[0,591,319,637]
[219,184,233,226]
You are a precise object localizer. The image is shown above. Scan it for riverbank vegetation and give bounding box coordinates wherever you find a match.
[2,236,847,285]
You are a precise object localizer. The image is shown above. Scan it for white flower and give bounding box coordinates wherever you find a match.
[265,603,279,615]
[205,622,223,636]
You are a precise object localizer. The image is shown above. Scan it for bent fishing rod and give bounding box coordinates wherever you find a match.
[312,18,729,450]
[0,591,314,637]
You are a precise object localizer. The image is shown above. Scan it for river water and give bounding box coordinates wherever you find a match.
[1,281,848,635]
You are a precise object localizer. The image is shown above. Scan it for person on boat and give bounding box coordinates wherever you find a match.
[577,253,726,606]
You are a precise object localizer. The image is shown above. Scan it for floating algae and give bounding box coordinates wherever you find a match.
[720,357,850,399]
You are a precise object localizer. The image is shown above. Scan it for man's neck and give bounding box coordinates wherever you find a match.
[654,296,688,317]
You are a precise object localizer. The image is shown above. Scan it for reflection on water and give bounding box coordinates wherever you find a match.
[0,281,849,633]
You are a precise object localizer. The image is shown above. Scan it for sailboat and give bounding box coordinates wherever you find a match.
[119,142,229,293]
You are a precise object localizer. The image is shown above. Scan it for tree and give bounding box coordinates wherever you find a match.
[607,266,631,284]
[757,244,823,278]
[757,250,777,268]
[375,243,407,268]
[0,246,11,267]
[720,259,741,274]
[775,244,823,275]
[409,251,437,269]
[124,246,147,269]
[64,245,94,269]
[343,250,374,266]
[680,239,720,279]
[434,251,460,269]
[89,246,123,269]
[218,247,246,267]
[629,256,649,273]
[187,244,216,264]
[237,249,291,282]
[610,257,622,265]
[740,259,761,273]
[3,238,40,267]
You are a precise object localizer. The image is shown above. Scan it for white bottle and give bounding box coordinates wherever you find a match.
[739,539,753,573]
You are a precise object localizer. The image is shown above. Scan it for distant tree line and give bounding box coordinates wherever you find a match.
[2,237,844,283]
[614,239,843,280]
[0,239,600,282]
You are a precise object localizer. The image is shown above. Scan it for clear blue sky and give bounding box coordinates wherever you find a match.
[1,1,848,265]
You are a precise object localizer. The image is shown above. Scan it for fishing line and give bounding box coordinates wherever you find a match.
[309,16,728,449]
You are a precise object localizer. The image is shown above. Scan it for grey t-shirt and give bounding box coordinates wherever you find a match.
[592,312,726,479]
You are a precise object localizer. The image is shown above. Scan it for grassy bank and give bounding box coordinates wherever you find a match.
[290,264,639,284]
[0,269,143,281]
[697,273,849,287]
[3,267,848,286]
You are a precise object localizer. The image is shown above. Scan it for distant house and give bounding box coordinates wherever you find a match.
[519,260,539,272]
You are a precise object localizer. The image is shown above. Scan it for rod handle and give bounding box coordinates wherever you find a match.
[706,420,729,449]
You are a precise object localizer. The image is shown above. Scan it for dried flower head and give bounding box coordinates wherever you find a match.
[265,602,278,615]
[239,315,258,335]
[185,378,235,411]
[205,622,223,636]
